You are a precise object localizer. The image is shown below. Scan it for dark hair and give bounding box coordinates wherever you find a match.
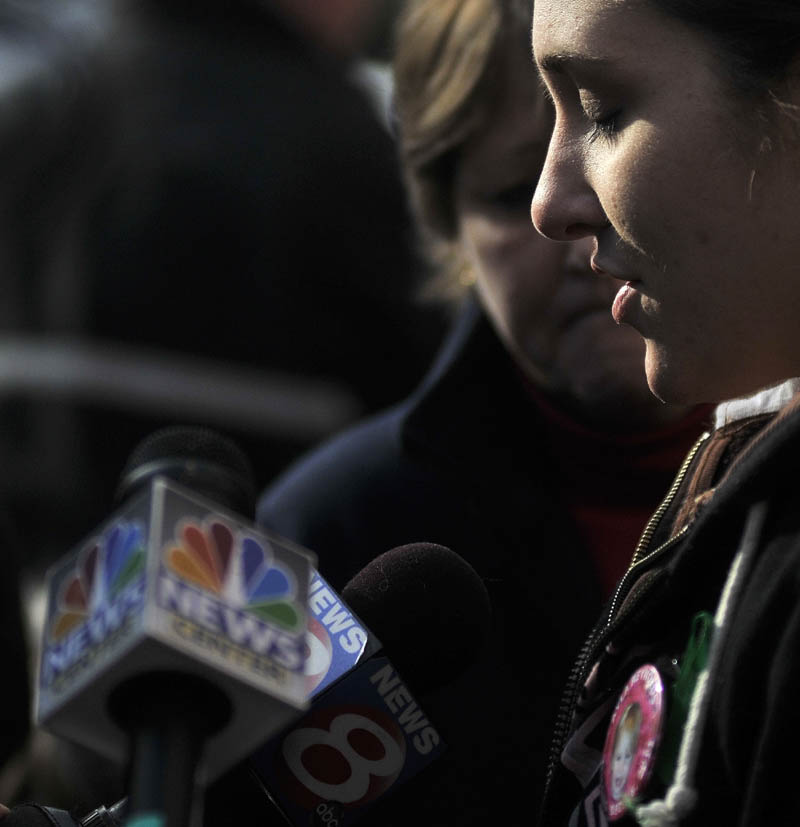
[652,1,800,91]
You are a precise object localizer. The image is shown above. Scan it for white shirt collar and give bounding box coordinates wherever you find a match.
[714,378,800,429]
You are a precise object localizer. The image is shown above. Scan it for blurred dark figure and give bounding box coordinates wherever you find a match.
[87,0,439,413]
[0,0,113,801]
[78,0,445,543]
[0,0,444,567]
[0,513,27,787]
[0,0,444,809]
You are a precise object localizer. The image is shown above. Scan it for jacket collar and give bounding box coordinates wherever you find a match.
[401,294,544,484]
[714,377,800,429]
[401,295,603,622]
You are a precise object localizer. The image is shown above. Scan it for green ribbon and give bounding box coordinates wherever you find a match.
[654,610,714,788]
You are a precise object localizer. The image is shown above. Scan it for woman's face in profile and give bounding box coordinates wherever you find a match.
[453,36,669,428]
[531,0,800,406]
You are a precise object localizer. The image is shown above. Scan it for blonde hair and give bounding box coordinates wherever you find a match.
[391,0,533,303]
[614,702,642,750]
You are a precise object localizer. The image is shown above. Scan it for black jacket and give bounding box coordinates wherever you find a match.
[539,395,800,826]
[255,298,695,825]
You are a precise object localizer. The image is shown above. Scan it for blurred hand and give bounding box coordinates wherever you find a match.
[0,803,9,818]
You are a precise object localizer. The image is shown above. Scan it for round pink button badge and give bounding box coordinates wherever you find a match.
[602,664,666,820]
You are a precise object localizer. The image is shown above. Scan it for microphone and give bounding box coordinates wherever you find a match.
[342,542,492,693]
[245,542,491,826]
[0,800,129,827]
[34,426,315,827]
[20,541,489,827]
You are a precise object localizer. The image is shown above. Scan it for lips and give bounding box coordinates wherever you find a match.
[591,255,642,325]
[611,282,639,325]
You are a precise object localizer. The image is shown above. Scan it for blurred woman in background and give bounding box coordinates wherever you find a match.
[257,0,711,822]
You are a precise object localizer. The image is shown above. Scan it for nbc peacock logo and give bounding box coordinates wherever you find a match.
[164,518,302,632]
[49,521,146,643]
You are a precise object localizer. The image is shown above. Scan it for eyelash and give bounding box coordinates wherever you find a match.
[538,77,622,144]
[588,111,621,143]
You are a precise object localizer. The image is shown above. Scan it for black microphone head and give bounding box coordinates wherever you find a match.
[115,425,257,516]
[341,542,491,694]
[1,806,78,827]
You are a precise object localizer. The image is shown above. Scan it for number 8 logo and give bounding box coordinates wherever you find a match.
[282,707,407,805]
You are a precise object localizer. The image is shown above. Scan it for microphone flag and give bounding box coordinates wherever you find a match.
[248,568,446,825]
[36,476,314,783]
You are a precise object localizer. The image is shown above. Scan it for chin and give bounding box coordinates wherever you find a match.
[645,354,685,405]
[559,366,670,430]
[556,330,654,407]
[645,344,715,406]
[586,388,669,430]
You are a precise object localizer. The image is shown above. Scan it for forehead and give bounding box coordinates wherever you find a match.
[532,0,714,92]
[533,0,626,44]
[457,41,552,182]
[533,0,664,69]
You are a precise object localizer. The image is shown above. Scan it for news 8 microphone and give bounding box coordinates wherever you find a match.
[34,426,315,827]
[244,542,492,827]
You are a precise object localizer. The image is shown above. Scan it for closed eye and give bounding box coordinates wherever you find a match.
[588,110,621,143]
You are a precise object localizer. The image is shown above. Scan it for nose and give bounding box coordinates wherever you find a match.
[531,130,608,241]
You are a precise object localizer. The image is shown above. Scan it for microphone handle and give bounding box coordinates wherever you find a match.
[108,672,232,827]
[125,718,203,827]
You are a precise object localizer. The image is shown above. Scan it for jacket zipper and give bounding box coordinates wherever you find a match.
[538,429,710,823]
[605,430,711,622]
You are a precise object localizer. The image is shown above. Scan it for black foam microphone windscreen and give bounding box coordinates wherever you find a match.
[114,424,257,516]
[341,542,492,694]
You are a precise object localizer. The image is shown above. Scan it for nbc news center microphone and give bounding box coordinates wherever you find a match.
[34,426,315,827]
[24,543,490,827]
[242,541,492,827]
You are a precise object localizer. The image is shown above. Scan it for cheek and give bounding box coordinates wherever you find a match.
[470,220,562,314]
[600,122,745,274]
[467,221,568,381]
[595,127,687,260]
